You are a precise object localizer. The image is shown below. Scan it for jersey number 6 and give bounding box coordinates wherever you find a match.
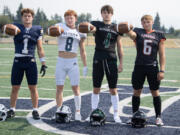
[143,40,152,55]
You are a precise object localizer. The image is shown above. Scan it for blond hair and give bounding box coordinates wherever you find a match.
[141,15,153,22]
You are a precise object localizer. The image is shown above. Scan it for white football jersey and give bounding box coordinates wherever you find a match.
[56,23,86,53]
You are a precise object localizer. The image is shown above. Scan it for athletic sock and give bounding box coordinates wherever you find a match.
[74,95,81,111]
[132,96,140,113]
[153,96,161,118]
[56,106,62,112]
[91,93,99,110]
[111,94,119,114]
[10,107,15,111]
[33,108,38,111]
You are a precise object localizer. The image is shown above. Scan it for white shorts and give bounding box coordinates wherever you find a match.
[55,57,80,86]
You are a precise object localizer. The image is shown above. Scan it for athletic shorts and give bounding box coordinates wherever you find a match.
[11,57,37,85]
[93,58,118,89]
[55,57,79,86]
[132,65,160,90]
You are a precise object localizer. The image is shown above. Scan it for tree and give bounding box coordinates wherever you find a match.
[0,15,12,31]
[51,14,63,23]
[153,13,161,30]
[33,8,49,30]
[15,3,23,23]
[161,25,167,33]
[3,6,14,21]
[77,13,92,24]
[168,26,175,34]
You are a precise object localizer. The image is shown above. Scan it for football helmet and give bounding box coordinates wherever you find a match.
[0,104,7,122]
[131,110,147,128]
[55,105,72,123]
[90,108,106,126]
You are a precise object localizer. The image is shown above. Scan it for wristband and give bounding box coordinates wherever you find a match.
[159,70,165,73]
[40,57,46,62]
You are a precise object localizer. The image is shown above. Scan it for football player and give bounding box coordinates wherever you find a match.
[87,5,123,123]
[6,8,47,120]
[54,10,87,121]
[126,15,166,126]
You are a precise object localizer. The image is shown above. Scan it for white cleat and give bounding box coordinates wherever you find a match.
[85,116,90,121]
[114,115,122,123]
[75,113,82,121]
[156,117,164,126]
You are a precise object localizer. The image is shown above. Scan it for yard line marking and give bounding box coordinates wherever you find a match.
[0,86,72,91]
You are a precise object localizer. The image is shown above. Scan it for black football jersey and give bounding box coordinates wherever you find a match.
[133,28,166,66]
[91,21,122,60]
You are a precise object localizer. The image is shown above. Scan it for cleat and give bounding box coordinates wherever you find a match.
[114,115,122,123]
[156,117,164,126]
[126,118,132,125]
[32,110,40,120]
[75,113,82,121]
[7,110,15,118]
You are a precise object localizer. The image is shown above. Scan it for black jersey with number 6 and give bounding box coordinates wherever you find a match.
[91,21,122,60]
[133,28,166,66]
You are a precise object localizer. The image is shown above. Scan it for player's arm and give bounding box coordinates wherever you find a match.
[79,37,88,77]
[37,38,47,77]
[117,35,124,73]
[126,30,137,41]
[157,40,166,81]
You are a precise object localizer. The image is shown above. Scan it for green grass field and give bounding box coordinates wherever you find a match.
[0,43,180,134]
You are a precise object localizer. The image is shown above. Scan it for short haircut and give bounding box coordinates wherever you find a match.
[101,5,113,14]
[64,10,78,18]
[21,8,34,17]
[141,15,153,22]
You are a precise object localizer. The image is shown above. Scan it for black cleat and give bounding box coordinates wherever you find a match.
[32,110,40,120]
[7,110,15,118]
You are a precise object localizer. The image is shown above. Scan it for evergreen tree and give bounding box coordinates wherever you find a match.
[168,26,175,34]
[15,3,23,23]
[153,13,161,30]
[3,6,14,21]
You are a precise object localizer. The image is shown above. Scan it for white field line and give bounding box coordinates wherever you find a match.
[0,86,72,91]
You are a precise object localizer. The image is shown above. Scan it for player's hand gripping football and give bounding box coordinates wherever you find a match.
[40,65,48,77]
[83,66,88,77]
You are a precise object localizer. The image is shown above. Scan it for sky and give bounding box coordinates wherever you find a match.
[0,0,180,29]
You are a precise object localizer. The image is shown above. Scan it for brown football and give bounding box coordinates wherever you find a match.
[116,22,133,34]
[2,24,21,36]
[77,22,95,33]
[47,26,64,37]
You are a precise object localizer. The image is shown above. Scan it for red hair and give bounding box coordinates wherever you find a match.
[64,10,78,18]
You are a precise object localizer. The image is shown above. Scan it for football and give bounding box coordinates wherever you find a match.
[2,24,21,36]
[47,26,64,37]
[77,22,95,33]
[116,22,133,34]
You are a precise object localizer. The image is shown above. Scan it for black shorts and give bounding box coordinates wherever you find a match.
[132,65,160,90]
[93,58,118,89]
[11,57,38,85]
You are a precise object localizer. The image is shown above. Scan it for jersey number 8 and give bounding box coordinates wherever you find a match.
[65,37,73,51]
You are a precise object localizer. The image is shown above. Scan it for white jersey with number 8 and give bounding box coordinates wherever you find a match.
[56,23,86,53]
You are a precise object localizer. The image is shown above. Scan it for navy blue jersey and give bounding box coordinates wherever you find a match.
[13,23,43,57]
[91,21,122,60]
[133,28,166,66]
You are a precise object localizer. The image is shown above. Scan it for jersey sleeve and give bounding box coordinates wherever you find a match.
[37,26,43,40]
[79,32,87,39]
[159,32,166,42]
[90,21,99,28]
